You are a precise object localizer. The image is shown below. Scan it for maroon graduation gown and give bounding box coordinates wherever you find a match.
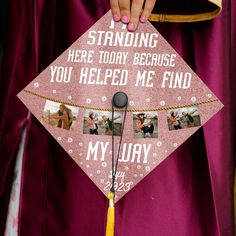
[0,0,235,235]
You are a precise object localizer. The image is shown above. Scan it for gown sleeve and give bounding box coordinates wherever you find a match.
[150,0,222,22]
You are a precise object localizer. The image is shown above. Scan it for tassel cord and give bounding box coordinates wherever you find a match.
[106,92,128,236]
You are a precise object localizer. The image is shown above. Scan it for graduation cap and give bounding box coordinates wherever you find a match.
[17,10,223,236]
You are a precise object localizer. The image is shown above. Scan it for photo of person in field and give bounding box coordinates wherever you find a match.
[167,106,201,131]
[133,112,158,138]
[41,100,78,130]
[83,110,123,136]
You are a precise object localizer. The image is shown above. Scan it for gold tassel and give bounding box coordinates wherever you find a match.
[105,192,115,236]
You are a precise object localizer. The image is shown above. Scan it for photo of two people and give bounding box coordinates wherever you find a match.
[133,112,158,138]
[167,106,201,131]
[83,110,123,136]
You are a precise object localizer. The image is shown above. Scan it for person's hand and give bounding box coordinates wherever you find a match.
[110,0,156,31]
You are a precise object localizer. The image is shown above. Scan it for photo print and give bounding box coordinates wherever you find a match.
[83,110,123,136]
[167,106,201,131]
[42,100,79,130]
[133,112,158,138]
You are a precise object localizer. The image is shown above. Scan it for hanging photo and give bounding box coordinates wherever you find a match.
[83,110,123,136]
[41,100,79,130]
[133,112,158,138]
[167,106,201,131]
